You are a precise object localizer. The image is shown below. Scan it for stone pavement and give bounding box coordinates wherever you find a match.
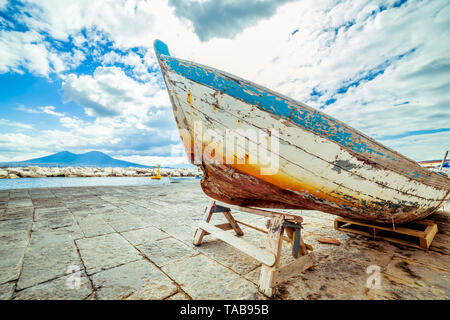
[0,182,448,300]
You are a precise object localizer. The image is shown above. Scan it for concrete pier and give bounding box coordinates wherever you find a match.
[0,182,448,300]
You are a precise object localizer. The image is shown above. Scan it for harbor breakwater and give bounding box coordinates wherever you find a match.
[0,166,202,179]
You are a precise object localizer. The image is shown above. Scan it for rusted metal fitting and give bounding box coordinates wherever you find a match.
[283,220,303,229]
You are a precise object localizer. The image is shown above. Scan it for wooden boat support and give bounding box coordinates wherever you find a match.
[193,200,315,297]
[334,217,438,250]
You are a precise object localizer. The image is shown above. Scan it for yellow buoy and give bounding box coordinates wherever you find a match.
[151,164,161,179]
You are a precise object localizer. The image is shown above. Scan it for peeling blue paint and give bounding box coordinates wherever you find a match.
[404,170,423,179]
[158,53,396,161]
[154,39,171,57]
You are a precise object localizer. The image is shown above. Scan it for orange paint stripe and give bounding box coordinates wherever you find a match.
[184,139,362,208]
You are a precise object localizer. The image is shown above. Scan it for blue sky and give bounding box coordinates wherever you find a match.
[0,0,449,165]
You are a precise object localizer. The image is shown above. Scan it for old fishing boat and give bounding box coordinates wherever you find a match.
[154,40,450,224]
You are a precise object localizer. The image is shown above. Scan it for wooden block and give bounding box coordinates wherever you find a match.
[335,217,425,237]
[317,237,341,245]
[222,211,244,236]
[214,222,233,231]
[421,223,438,249]
[334,217,438,250]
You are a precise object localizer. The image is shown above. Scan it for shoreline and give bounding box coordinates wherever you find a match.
[0,166,201,179]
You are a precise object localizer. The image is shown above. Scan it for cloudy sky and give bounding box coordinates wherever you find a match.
[0,0,449,166]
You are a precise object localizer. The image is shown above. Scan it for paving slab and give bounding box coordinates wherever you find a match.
[159,224,197,246]
[162,254,258,299]
[137,237,198,267]
[101,211,150,233]
[2,207,33,221]
[120,226,169,246]
[0,282,15,300]
[91,259,177,300]
[7,199,33,208]
[31,223,84,243]
[34,207,70,221]
[75,215,116,238]
[0,219,32,233]
[17,239,81,290]
[75,233,141,275]
[32,198,64,209]
[0,229,30,249]
[0,247,26,284]
[14,273,92,300]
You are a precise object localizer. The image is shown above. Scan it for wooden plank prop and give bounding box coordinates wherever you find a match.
[193,200,315,297]
[334,217,438,250]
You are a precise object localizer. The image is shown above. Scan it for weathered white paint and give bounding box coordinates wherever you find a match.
[161,68,449,217]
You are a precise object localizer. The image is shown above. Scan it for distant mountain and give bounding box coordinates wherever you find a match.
[0,151,153,168]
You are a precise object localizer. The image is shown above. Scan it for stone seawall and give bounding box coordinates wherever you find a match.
[0,166,202,179]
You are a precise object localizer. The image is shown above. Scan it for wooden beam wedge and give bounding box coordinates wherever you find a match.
[222,211,244,236]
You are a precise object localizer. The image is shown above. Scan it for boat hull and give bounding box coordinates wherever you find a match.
[154,40,450,223]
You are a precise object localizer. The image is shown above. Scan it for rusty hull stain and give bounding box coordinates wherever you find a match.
[197,151,435,224]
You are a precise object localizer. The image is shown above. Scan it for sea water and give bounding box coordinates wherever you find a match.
[0,176,173,190]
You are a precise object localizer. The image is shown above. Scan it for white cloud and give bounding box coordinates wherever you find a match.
[62,66,169,118]
[0,113,183,162]
[168,0,297,41]
[0,30,50,76]
[59,116,84,129]
[380,131,449,161]
[180,0,449,161]
[17,106,40,114]
[1,0,449,162]
[0,0,7,10]
[0,28,86,76]
[0,0,196,77]
[40,106,64,117]
[0,132,53,162]
[101,50,157,81]
[115,154,190,167]
[0,119,33,130]
[17,105,65,117]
